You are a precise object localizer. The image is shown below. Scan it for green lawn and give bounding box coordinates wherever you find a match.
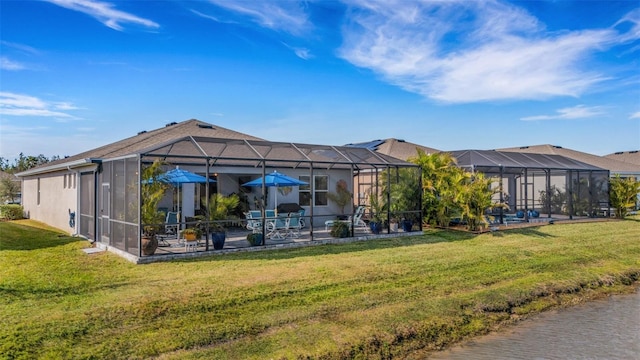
[1,218,639,359]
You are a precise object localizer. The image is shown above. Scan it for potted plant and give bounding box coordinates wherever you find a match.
[330,221,350,238]
[140,160,169,255]
[202,193,240,250]
[180,227,201,242]
[327,179,352,217]
[246,232,263,246]
[368,193,386,234]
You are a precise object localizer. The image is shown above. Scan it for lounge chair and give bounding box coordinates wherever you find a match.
[324,206,368,232]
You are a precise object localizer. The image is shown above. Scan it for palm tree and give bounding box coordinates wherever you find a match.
[410,150,467,227]
[459,172,497,231]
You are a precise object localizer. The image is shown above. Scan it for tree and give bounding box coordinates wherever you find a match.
[609,175,640,219]
[0,176,20,203]
[459,172,498,231]
[327,179,352,215]
[409,150,467,227]
[0,153,60,173]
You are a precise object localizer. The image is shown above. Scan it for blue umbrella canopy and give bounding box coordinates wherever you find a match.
[158,168,209,185]
[156,168,212,219]
[242,171,308,210]
[242,171,307,187]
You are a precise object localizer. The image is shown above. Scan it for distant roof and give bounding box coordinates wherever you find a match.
[604,150,640,166]
[498,144,640,174]
[449,149,607,173]
[345,138,440,161]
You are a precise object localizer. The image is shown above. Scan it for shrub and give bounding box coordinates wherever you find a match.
[0,204,24,220]
[330,221,350,238]
[246,233,263,246]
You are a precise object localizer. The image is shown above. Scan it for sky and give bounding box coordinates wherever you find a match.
[1,0,639,161]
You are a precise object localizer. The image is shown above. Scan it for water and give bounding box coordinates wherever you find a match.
[429,291,640,359]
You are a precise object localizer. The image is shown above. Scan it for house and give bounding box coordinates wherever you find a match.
[604,150,640,166]
[17,119,417,261]
[498,144,640,179]
[346,138,440,161]
[449,149,610,220]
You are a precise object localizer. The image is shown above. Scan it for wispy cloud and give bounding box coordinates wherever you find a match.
[0,57,26,71]
[206,0,310,35]
[630,111,640,119]
[1,41,41,55]
[282,42,313,60]
[338,0,634,103]
[45,0,159,31]
[0,92,80,120]
[521,105,606,121]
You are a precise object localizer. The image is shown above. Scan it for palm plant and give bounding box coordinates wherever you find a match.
[201,193,240,232]
[609,174,640,218]
[140,160,168,238]
[459,172,498,231]
[410,150,467,227]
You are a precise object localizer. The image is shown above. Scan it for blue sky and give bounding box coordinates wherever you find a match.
[1,0,639,160]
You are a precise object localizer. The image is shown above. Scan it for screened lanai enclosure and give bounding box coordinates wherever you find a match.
[85,136,420,260]
[450,150,610,223]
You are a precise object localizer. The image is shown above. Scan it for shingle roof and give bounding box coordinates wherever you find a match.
[346,138,440,161]
[498,144,640,174]
[42,119,264,167]
[449,149,605,172]
[604,150,640,166]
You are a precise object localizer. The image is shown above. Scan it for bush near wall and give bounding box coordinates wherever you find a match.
[0,204,24,220]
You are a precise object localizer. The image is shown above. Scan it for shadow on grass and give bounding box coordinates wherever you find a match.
[178,229,482,263]
[0,281,137,302]
[495,226,557,238]
[0,222,82,251]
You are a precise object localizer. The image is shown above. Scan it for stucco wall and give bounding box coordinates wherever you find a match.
[22,171,78,234]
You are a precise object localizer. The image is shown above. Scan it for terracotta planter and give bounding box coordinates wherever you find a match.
[141,235,158,255]
[184,233,197,241]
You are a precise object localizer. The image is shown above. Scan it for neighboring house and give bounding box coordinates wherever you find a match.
[499,144,640,214]
[345,138,439,205]
[498,144,640,179]
[604,150,640,166]
[346,138,440,161]
[16,119,415,261]
[450,149,610,220]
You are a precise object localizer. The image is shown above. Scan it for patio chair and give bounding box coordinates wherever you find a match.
[266,215,289,240]
[287,212,303,238]
[156,211,179,247]
[324,206,368,232]
[245,210,262,233]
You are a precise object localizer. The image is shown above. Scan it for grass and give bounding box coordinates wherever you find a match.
[1,217,639,359]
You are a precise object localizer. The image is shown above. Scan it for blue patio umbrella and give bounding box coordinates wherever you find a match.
[242,171,308,211]
[158,167,212,218]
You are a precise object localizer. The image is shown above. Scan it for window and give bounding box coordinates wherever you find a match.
[64,174,67,189]
[298,175,328,206]
[37,178,41,205]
